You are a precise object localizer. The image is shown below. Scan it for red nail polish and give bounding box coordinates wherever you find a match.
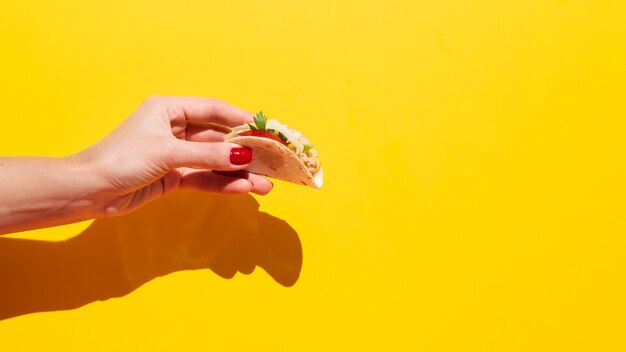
[230,147,253,165]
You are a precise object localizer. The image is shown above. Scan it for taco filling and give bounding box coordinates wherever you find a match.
[224,112,321,176]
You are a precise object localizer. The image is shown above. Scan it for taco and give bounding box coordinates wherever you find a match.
[224,112,323,189]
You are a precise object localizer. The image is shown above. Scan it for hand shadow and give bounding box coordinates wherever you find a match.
[0,190,302,321]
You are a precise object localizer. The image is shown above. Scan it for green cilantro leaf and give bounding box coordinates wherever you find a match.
[253,111,267,130]
[303,144,314,154]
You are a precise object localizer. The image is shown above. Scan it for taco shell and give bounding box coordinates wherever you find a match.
[225,135,323,189]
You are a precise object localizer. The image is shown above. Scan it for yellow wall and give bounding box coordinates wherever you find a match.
[1,0,625,350]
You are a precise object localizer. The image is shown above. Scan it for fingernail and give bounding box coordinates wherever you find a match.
[230,147,253,165]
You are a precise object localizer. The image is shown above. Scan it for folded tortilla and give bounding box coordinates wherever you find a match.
[224,113,323,189]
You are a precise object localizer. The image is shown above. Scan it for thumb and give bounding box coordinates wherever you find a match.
[166,139,253,171]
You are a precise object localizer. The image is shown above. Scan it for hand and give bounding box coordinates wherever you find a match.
[72,96,273,217]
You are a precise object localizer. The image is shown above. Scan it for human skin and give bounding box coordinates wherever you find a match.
[0,96,273,235]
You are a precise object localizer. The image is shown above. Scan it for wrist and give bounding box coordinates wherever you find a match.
[60,152,109,220]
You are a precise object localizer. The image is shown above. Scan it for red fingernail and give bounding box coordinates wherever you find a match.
[230,147,253,165]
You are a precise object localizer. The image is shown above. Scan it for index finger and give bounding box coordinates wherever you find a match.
[172,96,254,127]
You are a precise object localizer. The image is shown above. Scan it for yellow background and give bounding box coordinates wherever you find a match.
[1,0,625,350]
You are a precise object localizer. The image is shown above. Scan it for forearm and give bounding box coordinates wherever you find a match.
[0,97,270,235]
[0,155,100,235]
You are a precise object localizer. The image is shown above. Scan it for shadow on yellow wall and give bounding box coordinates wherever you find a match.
[0,190,302,320]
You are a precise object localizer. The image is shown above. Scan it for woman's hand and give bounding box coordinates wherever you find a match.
[0,96,273,235]
[74,96,273,216]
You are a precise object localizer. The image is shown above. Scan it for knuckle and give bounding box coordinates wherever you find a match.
[164,101,184,122]
[144,95,163,104]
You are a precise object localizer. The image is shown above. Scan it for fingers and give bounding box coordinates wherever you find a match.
[184,124,228,142]
[213,170,274,195]
[166,140,252,171]
[180,169,273,195]
[169,96,253,127]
